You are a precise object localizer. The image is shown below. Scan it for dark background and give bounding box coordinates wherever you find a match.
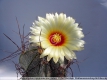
[0,0,107,77]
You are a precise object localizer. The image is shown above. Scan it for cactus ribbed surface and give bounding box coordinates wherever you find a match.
[19,46,67,77]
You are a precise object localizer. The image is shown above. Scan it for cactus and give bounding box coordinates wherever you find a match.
[0,13,85,79]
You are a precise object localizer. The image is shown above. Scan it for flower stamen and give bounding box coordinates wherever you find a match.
[51,33,61,43]
[49,33,64,46]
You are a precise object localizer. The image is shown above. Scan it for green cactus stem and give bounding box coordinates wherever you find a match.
[19,45,68,77]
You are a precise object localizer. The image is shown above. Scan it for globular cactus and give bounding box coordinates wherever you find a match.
[1,13,85,79]
[19,13,85,78]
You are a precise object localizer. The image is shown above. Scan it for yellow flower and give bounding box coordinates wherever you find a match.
[29,13,85,63]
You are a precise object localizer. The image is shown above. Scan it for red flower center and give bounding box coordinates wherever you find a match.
[49,32,65,46]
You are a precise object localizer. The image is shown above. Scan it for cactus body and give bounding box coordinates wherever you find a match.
[19,46,67,77]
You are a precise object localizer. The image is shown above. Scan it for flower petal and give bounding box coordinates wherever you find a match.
[53,47,60,63]
[40,46,53,58]
[47,46,55,61]
[30,27,41,35]
[65,43,83,51]
[41,41,51,48]
[62,47,73,60]
[58,47,65,62]
[29,36,40,43]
